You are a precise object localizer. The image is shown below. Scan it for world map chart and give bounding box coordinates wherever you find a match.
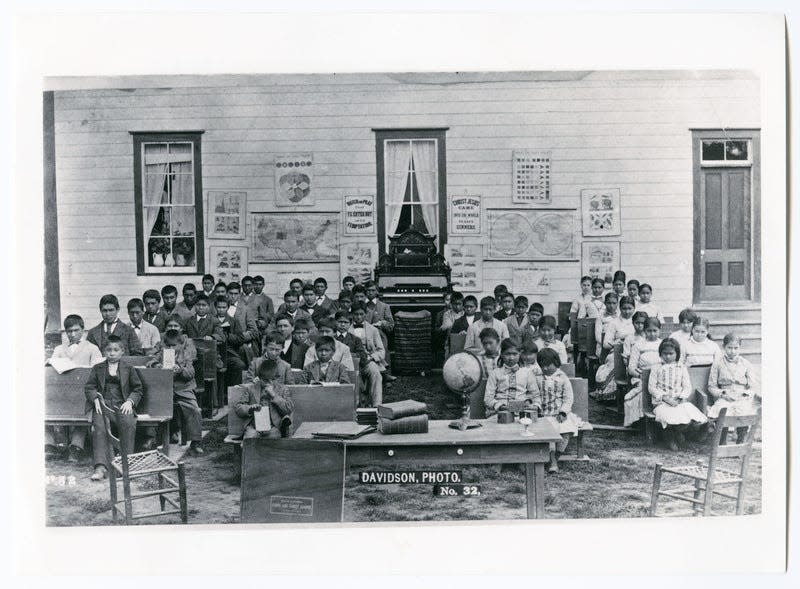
[487,210,575,259]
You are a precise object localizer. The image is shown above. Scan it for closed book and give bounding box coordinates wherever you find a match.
[377,414,429,435]
[253,406,272,433]
[356,408,378,425]
[376,400,427,420]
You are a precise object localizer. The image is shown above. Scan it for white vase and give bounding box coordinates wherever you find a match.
[152,253,164,267]
[164,253,175,267]
[175,253,187,266]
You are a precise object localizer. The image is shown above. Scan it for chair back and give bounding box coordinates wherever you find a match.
[557,302,572,334]
[569,377,590,423]
[613,342,628,384]
[687,365,712,394]
[561,362,576,378]
[448,332,467,357]
[641,368,654,414]
[708,407,761,470]
[577,318,597,357]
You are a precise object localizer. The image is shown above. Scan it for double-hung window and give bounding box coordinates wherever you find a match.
[132,132,204,275]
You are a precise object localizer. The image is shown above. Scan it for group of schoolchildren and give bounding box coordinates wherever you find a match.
[434,270,759,467]
[46,273,398,481]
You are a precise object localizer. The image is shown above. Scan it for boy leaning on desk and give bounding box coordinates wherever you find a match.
[235,358,295,439]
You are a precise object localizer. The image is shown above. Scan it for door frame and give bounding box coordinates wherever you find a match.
[691,128,761,304]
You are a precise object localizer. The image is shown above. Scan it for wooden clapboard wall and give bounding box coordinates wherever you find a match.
[50,71,759,325]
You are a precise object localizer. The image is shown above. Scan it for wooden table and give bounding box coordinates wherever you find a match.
[291,418,561,520]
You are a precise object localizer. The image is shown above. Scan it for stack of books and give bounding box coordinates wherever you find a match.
[376,400,429,434]
[356,408,378,426]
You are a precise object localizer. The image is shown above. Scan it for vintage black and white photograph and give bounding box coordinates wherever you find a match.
[12,8,790,579]
[41,66,770,526]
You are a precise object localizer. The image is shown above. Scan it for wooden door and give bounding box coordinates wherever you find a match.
[698,167,751,300]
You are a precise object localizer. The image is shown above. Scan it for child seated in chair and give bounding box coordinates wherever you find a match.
[536,348,580,474]
[484,339,541,419]
[148,316,204,456]
[84,336,142,481]
[649,338,708,450]
[301,336,351,384]
[246,330,292,384]
[235,359,295,439]
[519,341,542,376]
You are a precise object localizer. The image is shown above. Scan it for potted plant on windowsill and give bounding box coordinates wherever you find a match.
[173,239,194,267]
[150,238,170,268]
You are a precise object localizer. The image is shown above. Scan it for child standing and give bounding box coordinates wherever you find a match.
[612,271,627,299]
[142,289,169,333]
[532,316,568,364]
[707,333,758,418]
[464,296,510,353]
[148,316,204,456]
[536,348,580,473]
[450,295,478,334]
[594,295,635,401]
[682,317,723,367]
[649,339,708,450]
[504,295,530,347]
[84,336,142,481]
[87,294,144,356]
[569,276,594,318]
[483,339,541,418]
[627,279,640,302]
[578,278,606,319]
[635,283,664,322]
[494,291,515,321]
[623,311,649,361]
[476,327,501,375]
[341,275,356,293]
[624,317,663,427]
[126,298,161,354]
[593,292,620,359]
[235,361,295,439]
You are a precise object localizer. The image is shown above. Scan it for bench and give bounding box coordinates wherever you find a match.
[613,342,630,411]
[45,366,175,455]
[641,365,710,443]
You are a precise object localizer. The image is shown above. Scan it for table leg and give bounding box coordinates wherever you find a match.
[525,462,546,519]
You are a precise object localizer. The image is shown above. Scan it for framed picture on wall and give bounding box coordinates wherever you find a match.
[274,154,314,207]
[209,246,248,284]
[581,188,621,236]
[582,241,621,288]
[208,191,246,239]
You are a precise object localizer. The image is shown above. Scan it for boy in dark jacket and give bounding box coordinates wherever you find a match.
[235,359,294,439]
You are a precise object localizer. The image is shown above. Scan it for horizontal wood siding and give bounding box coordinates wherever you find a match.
[53,71,759,325]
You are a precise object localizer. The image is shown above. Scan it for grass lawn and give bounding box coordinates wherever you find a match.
[45,374,762,526]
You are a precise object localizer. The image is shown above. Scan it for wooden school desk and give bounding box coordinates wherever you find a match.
[240,418,561,523]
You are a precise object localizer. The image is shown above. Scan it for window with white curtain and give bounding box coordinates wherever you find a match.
[375,129,447,254]
[132,132,204,275]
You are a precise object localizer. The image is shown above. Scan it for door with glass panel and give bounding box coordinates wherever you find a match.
[697,138,752,301]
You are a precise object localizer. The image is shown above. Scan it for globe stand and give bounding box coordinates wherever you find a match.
[448,392,482,431]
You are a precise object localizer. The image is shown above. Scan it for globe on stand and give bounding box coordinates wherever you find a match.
[442,352,485,431]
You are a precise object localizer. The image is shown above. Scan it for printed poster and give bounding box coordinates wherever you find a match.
[581,188,621,236]
[512,151,551,204]
[512,265,551,295]
[209,246,248,284]
[208,191,246,239]
[343,194,376,235]
[582,241,621,288]
[487,209,575,260]
[274,154,314,207]
[448,194,481,235]
[340,243,378,285]
[444,243,483,293]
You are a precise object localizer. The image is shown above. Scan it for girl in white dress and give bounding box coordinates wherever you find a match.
[636,283,664,322]
[593,292,620,358]
[682,317,723,367]
[707,333,758,418]
[519,341,543,377]
[532,315,568,365]
[623,317,663,427]
[594,296,636,401]
[623,310,648,361]
[536,348,580,473]
[649,338,708,450]
[483,339,540,418]
[627,279,640,302]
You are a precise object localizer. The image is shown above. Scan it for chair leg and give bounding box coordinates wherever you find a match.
[703,478,714,516]
[108,467,119,525]
[158,472,167,512]
[576,431,584,459]
[644,418,655,445]
[122,472,134,525]
[735,481,747,515]
[649,464,662,516]
[692,477,704,516]
[177,462,188,524]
